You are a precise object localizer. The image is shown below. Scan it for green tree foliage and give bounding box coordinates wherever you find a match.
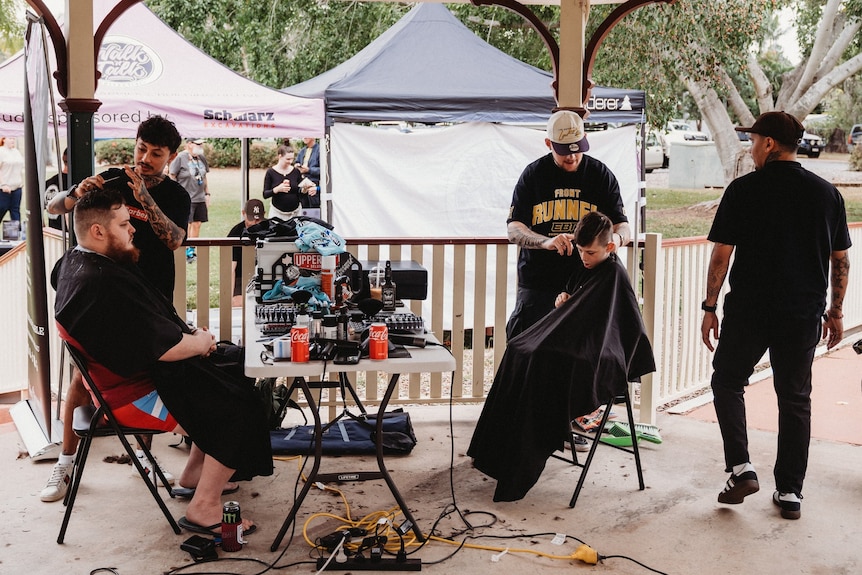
[147,0,411,89]
[584,0,784,128]
[0,0,24,61]
[585,0,862,181]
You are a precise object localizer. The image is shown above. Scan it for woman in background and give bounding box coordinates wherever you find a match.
[0,136,24,225]
[262,145,302,220]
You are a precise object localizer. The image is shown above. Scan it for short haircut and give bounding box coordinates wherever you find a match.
[136,115,182,153]
[73,187,126,238]
[574,211,613,247]
[277,145,295,157]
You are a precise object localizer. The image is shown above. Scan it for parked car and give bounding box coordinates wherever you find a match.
[660,121,709,164]
[797,132,824,158]
[644,130,665,172]
[849,124,862,151]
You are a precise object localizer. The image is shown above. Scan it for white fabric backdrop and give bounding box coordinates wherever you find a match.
[328,122,639,327]
[330,122,638,237]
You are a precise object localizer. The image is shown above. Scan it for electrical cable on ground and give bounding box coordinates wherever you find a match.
[163,344,668,575]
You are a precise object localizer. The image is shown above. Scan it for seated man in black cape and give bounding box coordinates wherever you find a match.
[52,185,273,536]
[468,212,655,502]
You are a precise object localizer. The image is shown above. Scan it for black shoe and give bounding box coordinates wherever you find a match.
[572,435,590,453]
[772,491,801,520]
[717,470,759,504]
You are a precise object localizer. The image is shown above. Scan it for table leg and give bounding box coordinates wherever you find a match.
[270,377,323,552]
[376,373,425,542]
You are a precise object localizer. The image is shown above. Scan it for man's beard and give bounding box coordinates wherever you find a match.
[105,240,140,265]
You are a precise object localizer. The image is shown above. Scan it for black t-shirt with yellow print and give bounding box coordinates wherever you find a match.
[508,153,627,291]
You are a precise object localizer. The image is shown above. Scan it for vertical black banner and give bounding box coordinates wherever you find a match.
[24,19,53,438]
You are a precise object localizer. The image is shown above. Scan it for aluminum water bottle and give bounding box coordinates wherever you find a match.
[221,501,243,551]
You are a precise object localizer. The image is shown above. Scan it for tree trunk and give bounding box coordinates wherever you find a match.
[685,76,746,185]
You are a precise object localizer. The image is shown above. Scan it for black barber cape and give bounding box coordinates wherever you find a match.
[467,254,655,501]
[53,248,273,482]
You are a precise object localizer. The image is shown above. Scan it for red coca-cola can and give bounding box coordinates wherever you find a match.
[291,325,309,362]
[369,322,388,360]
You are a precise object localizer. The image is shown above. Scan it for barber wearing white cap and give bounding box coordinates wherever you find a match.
[506,110,630,340]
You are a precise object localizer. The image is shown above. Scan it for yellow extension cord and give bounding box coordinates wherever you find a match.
[274,455,598,565]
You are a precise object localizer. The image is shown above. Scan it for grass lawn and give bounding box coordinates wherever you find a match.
[203,167,269,236]
[645,185,862,239]
[187,167,266,309]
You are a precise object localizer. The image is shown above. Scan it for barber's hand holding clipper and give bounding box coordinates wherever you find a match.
[71,173,110,198]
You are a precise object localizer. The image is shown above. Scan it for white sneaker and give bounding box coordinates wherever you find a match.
[572,435,591,452]
[40,461,73,502]
[135,452,175,485]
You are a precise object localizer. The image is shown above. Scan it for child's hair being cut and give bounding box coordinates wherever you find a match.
[574,211,613,247]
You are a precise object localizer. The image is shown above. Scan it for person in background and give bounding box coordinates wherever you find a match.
[44,148,70,231]
[701,111,851,521]
[228,198,266,307]
[43,115,189,503]
[296,137,320,209]
[53,186,271,536]
[263,145,302,220]
[170,138,209,263]
[0,136,24,225]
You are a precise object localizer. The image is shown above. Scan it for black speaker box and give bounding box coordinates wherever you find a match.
[358,260,428,301]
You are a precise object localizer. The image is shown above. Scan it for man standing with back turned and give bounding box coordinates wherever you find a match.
[701,111,851,520]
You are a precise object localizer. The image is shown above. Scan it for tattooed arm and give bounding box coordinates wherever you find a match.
[823,249,849,349]
[507,221,575,256]
[700,242,733,351]
[125,166,186,251]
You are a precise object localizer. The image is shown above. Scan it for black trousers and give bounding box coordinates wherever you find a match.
[711,309,821,495]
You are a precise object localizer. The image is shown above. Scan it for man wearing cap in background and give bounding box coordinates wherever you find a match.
[228,198,267,306]
[506,110,631,340]
[701,111,851,520]
[170,138,210,263]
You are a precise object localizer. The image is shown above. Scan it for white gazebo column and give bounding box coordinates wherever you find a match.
[61,0,99,186]
[557,0,590,113]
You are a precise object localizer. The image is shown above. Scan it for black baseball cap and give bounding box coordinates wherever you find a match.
[735,111,804,147]
[244,199,265,221]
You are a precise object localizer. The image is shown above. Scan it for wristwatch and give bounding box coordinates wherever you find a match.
[701,300,717,313]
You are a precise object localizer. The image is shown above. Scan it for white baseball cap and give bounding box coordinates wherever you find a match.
[546,110,590,155]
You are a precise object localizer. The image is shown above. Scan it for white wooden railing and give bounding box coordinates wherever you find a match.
[3,225,862,423]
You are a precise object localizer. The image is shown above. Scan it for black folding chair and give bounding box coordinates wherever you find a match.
[57,342,181,544]
[551,387,645,508]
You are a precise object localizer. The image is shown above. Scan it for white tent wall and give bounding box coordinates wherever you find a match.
[330,122,638,328]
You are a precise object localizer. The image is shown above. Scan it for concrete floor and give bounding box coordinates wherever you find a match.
[2,387,862,575]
